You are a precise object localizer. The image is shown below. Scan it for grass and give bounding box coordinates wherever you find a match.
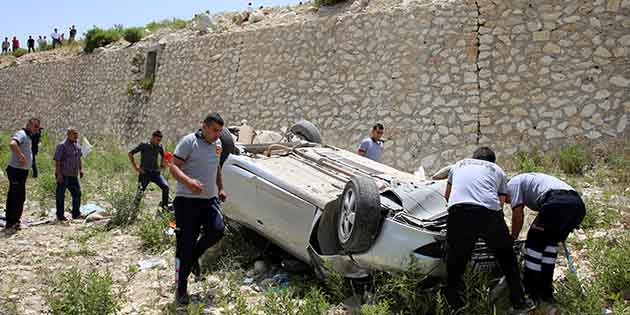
[46,268,123,315]
[581,199,621,230]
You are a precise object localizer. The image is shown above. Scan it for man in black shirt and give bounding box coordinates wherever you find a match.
[128,130,170,210]
[30,126,43,178]
[27,36,35,53]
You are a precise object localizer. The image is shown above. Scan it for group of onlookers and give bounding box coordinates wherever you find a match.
[1,25,77,55]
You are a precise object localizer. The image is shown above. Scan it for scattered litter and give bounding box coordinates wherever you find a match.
[81,137,93,157]
[165,227,175,237]
[253,260,268,275]
[243,277,255,285]
[138,257,166,271]
[80,203,106,216]
[86,211,112,222]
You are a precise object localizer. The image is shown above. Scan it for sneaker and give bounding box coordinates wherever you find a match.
[509,298,536,315]
[57,216,69,223]
[175,291,190,305]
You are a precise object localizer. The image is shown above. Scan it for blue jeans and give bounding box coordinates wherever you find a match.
[135,170,170,207]
[56,176,81,219]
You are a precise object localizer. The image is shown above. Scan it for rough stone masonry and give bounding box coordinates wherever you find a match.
[0,0,628,172]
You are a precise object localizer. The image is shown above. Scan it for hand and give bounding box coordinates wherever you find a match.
[187,179,204,194]
[137,167,145,174]
[56,174,64,183]
[18,155,27,167]
[80,171,84,178]
[218,189,227,202]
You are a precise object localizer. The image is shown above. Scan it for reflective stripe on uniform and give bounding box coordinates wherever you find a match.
[525,260,542,271]
[526,248,543,259]
[544,245,558,253]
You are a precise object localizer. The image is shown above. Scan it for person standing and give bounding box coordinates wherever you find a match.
[53,128,83,221]
[27,36,35,53]
[4,118,40,234]
[1,37,9,54]
[357,123,385,162]
[69,25,77,43]
[51,28,61,48]
[30,126,43,178]
[37,36,46,50]
[11,36,19,52]
[129,130,170,210]
[507,173,586,305]
[169,113,227,305]
[444,147,534,314]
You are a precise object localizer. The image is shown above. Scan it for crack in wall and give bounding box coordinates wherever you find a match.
[473,0,483,145]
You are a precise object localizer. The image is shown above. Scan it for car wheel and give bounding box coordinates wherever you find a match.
[289,120,322,144]
[220,127,239,166]
[337,176,382,253]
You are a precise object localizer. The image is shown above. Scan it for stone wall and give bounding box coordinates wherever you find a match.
[0,0,628,172]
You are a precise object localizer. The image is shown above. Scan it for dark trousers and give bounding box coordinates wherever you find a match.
[5,166,29,226]
[56,176,81,219]
[31,154,38,178]
[52,39,60,48]
[2,47,8,54]
[28,46,34,53]
[523,191,585,301]
[174,197,225,294]
[134,171,169,207]
[446,204,525,309]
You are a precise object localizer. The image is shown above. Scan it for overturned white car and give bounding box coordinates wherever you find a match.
[219,121,509,278]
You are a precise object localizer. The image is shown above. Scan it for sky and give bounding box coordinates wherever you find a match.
[0,0,299,43]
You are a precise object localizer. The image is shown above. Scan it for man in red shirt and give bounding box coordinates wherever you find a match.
[12,37,19,52]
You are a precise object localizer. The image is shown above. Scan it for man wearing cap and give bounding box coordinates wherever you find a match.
[129,130,169,210]
[444,147,534,314]
[168,113,227,305]
[54,128,83,221]
[4,118,40,234]
[507,173,585,305]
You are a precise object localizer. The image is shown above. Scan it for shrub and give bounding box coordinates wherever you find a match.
[105,182,141,229]
[136,210,174,253]
[12,48,27,58]
[146,18,188,32]
[46,268,122,315]
[360,301,391,315]
[514,151,541,173]
[588,233,630,298]
[559,145,589,175]
[83,27,122,53]
[139,77,154,91]
[556,273,605,315]
[123,27,144,43]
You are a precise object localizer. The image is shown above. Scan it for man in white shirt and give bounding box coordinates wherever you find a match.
[51,28,61,48]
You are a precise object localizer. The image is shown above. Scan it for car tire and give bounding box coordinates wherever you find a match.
[289,120,322,144]
[220,127,239,166]
[317,199,343,255]
[337,175,382,253]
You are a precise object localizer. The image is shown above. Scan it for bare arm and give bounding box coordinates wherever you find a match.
[128,153,142,173]
[217,165,227,202]
[357,149,366,157]
[55,160,63,182]
[511,205,525,239]
[444,183,452,202]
